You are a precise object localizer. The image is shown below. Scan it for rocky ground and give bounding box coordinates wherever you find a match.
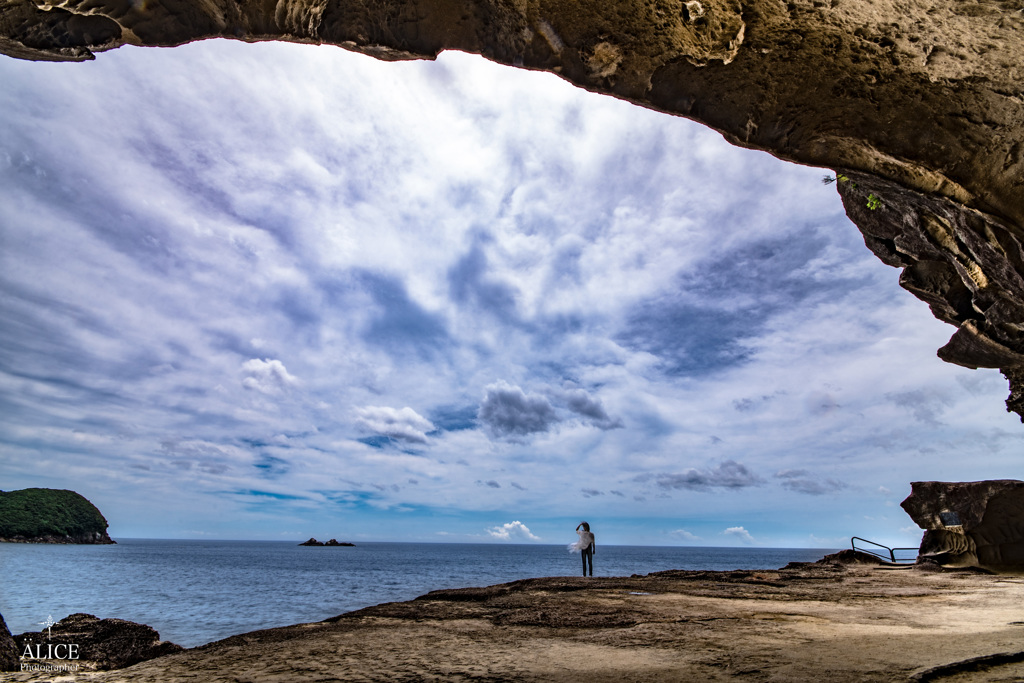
[5,560,1024,682]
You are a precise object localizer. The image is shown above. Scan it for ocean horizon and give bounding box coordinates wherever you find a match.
[2,539,839,648]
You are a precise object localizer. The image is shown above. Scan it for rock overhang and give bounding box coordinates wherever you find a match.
[902,480,1024,573]
[2,0,1023,416]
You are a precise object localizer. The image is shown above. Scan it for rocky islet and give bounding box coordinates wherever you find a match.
[298,537,355,546]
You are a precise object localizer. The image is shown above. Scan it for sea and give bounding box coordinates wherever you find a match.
[0,540,838,648]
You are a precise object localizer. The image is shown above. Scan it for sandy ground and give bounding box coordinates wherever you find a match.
[6,562,1024,682]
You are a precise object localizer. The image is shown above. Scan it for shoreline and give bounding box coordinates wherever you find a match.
[1,540,840,649]
[5,560,1024,682]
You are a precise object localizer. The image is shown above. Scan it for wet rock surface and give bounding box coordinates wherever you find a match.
[1,1,1023,417]
[12,613,182,671]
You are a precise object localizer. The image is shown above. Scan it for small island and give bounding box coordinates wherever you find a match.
[0,488,115,544]
[299,537,355,546]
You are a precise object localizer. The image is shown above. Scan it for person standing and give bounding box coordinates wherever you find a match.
[576,522,595,576]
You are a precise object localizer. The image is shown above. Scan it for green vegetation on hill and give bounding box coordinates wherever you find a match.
[0,488,111,541]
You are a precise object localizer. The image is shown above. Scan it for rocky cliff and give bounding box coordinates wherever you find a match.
[2,0,1023,415]
[0,488,115,544]
[901,480,1024,572]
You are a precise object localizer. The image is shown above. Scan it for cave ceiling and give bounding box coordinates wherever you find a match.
[3,0,1024,416]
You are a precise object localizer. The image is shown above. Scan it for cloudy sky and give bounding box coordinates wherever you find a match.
[1,40,1020,549]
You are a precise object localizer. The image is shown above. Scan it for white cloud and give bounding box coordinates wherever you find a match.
[486,521,541,542]
[723,526,756,544]
[355,406,434,444]
[670,529,700,541]
[241,359,298,394]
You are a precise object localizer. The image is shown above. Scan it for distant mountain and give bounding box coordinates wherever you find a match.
[0,488,115,544]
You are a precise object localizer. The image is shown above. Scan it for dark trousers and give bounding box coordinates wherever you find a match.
[582,546,593,576]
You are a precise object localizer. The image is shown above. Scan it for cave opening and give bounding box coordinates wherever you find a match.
[0,38,1019,547]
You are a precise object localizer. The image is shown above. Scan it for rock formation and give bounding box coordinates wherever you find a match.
[812,549,886,566]
[13,613,183,671]
[0,614,18,673]
[0,489,116,544]
[77,567,1024,682]
[901,480,1024,572]
[300,537,354,546]
[1,1,1023,415]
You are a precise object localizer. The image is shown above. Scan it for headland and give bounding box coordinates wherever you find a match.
[0,489,114,545]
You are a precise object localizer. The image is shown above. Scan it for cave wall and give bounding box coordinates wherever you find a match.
[3,0,1024,415]
[902,480,1024,572]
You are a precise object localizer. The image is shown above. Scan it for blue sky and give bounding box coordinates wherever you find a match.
[1,41,1020,549]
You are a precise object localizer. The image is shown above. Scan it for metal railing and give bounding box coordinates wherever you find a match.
[851,536,918,564]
